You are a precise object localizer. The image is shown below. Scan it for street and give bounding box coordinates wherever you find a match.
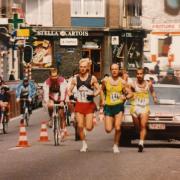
[0,108,179,180]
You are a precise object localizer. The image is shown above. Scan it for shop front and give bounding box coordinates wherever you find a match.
[110,29,146,76]
[31,28,105,82]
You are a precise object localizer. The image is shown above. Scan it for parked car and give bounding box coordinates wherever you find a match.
[121,84,180,145]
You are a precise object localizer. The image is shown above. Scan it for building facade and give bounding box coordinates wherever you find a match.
[1,0,146,81]
[141,0,180,71]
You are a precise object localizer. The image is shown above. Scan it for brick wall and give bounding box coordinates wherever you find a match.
[53,0,71,27]
[107,0,120,28]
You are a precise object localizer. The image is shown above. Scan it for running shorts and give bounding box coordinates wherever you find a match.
[130,105,150,117]
[75,102,96,115]
[104,103,124,116]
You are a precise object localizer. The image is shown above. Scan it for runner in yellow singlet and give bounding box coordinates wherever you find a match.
[101,64,132,153]
[130,68,158,152]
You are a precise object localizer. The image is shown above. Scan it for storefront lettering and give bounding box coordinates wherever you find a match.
[36,30,88,37]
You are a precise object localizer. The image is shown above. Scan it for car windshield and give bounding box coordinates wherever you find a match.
[150,86,180,104]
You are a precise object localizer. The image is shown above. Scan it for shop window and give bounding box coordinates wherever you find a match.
[158,36,172,57]
[71,0,105,17]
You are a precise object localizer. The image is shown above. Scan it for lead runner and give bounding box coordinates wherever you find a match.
[68,58,100,152]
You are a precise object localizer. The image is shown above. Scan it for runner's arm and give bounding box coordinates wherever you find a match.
[100,78,106,106]
[92,76,100,97]
[122,82,133,100]
[67,77,76,97]
[149,81,158,104]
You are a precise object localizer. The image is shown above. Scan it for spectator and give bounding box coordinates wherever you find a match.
[154,61,160,77]
[9,70,15,81]
[160,68,179,85]
[144,69,158,83]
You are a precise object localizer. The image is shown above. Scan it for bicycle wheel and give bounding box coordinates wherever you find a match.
[24,109,30,127]
[53,116,59,146]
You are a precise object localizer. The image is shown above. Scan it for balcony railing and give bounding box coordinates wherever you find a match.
[126,16,142,28]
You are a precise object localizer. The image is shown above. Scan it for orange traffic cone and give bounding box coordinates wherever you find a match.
[16,121,30,147]
[38,121,49,142]
[99,108,104,122]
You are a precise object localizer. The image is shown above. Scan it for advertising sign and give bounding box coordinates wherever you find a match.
[32,40,52,68]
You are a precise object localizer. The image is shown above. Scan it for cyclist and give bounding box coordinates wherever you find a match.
[0,85,10,130]
[68,58,100,152]
[130,68,158,152]
[43,68,68,139]
[101,64,132,153]
[16,77,36,117]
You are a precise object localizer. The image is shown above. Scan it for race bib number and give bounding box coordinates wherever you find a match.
[110,92,121,103]
[134,93,149,106]
[77,91,87,102]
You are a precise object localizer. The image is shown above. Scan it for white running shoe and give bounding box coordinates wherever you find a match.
[59,131,65,142]
[80,143,88,152]
[0,123,3,130]
[113,144,120,153]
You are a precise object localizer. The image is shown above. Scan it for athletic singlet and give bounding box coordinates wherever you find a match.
[105,78,123,105]
[76,75,93,103]
[131,81,150,107]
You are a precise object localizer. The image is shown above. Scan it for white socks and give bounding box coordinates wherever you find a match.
[113,144,120,153]
[139,140,144,146]
[80,140,88,152]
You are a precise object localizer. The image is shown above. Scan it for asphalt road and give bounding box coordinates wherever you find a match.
[0,108,179,180]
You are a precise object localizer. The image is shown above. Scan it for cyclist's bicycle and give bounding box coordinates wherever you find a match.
[52,103,62,146]
[21,98,30,126]
[64,103,70,126]
[0,107,9,134]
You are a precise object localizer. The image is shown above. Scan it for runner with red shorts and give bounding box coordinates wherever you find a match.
[68,58,100,152]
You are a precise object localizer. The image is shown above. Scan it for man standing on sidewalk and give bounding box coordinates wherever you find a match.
[68,58,100,152]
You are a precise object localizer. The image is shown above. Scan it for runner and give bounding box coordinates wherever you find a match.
[43,68,68,139]
[68,58,100,152]
[101,64,132,153]
[130,68,158,152]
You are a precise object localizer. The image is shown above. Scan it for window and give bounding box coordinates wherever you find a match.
[25,0,53,26]
[158,36,172,57]
[71,0,105,17]
[124,0,142,17]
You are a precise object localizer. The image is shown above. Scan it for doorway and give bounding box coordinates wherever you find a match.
[82,48,101,79]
